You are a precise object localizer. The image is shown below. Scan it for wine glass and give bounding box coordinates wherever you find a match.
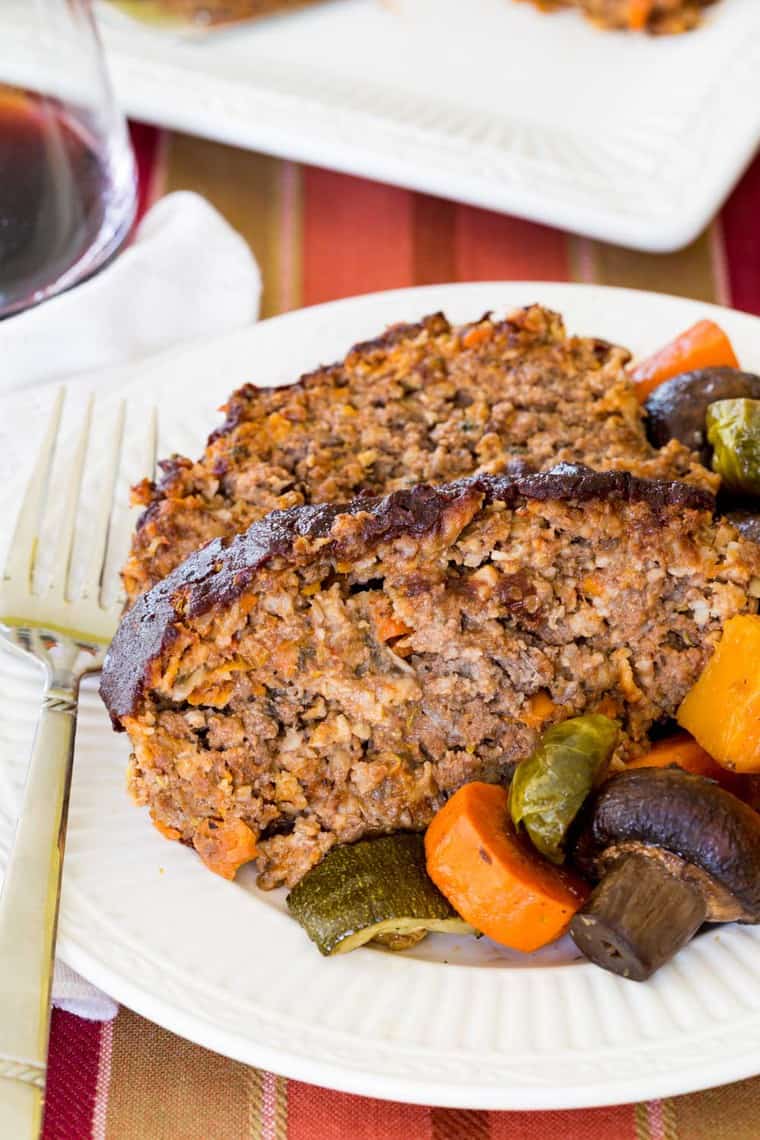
[0,0,137,319]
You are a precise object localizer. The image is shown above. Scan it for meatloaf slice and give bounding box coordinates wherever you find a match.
[123,305,713,602]
[101,465,759,889]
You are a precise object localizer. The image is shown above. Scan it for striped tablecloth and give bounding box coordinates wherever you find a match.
[41,123,760,1140]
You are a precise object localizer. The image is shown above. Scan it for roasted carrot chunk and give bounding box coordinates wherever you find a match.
[520,690,557,729]
[631,320,739,402]
[152,816,181,842]
[625,731,746,793]
[627,0,654,29]
[424,783,588,953]
[626,733,721,778]
[462,324,492,350]
[375,614,413,642]
[193,818,259,880]
[628,729,733,784]
[677,615,760,773]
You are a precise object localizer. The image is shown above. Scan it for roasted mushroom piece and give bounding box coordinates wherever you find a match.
[569,768,760,981]
[644,368,760,464]
[723,506,760,544]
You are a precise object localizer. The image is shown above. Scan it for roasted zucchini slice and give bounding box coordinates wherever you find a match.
[286,833,473,956]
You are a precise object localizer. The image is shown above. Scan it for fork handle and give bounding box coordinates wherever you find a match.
[0,685,76,1140]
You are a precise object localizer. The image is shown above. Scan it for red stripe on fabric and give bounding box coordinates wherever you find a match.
[720,151,760,316]
[128,121,163,225]
[42,1011,102,1140]
[455,207,569,282]
[287,1082,430,1140]
[302,168,414,305]
[490,1103,636,1139]
[413,194,457,285]
[431,1106,490,1139]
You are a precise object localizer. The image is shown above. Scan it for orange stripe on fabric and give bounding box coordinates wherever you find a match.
[635,1101,652,1140]
[105,1008,250,1140]
[571,228,719,303]
[287,1082,430,1140]
[669,1076,760,1140]
[247,1067,265,1137]
[490,1103,637,1140]
[302,168,414,305]
[163,134,286,318]
[661,1098,678,1140]
[278,161,303,314]
[454,207,570,281]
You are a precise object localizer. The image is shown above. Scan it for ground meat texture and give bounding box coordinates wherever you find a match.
[123,306,714,602]
[523,0,717,33]
[101,465,760,889]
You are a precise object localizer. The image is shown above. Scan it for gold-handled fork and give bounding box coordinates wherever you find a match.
[0,390,154,1139]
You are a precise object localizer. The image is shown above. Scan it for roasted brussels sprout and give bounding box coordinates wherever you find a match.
[706,399,760,497]
[644,368,760,464]
[509,714,619,864]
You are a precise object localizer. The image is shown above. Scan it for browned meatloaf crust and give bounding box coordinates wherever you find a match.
[522,0,717,33]
[101,465,760,889]
[124,305,714,602]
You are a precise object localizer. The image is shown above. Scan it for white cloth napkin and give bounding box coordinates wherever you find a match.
[1,190,262,392]
[52,962,119,1022]
[0,191,261,1019]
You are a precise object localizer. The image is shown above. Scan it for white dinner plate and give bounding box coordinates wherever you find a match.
[2,2,760,251]
[1,283,759,1109]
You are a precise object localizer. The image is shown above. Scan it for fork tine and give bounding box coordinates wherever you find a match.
[143,403,158,485]
[2,389,65,591]
[48,395,93,603]
[103,404,158,619]
[80,400,126,603]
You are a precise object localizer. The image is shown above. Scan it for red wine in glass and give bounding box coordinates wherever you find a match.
[0,85,135,318]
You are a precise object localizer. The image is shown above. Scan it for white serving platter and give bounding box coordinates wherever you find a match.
[1,283,760,1108]
[98,0,760,250]
[4,1,759,251]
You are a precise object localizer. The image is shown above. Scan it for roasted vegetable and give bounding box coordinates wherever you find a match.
[630,320,739,403]
[570,768,760,980]
[677,615,760,772]
[627,0,654,30]
[624,731,746,794]
[509,715,619,864]
[724,506,760,544]
[191,817,258,880]
[425,783,589,953]
[706,398,760,497]
[644,368,760,463]
[286,834,472,956]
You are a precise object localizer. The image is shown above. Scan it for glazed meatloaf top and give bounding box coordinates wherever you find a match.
[101,465,760,889]
[123,305,713,602]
